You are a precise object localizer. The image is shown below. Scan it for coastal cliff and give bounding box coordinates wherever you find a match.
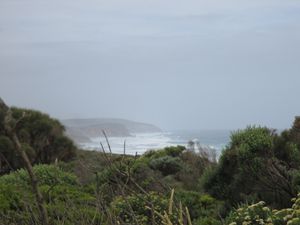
[61,118,161,143]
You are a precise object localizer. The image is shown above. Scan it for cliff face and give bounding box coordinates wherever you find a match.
[61,118,161,144]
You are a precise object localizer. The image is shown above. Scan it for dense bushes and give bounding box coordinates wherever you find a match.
[0,164,99,225]
[0,107,77,174]
[135,145,212,191]
[92,145,213,206]
[0,147,220,225]
[111,192,169,224]
[2,100,300,224]
[0,164,78,187]
[110,190,222,225]
[1,133,300,224]
[175,190,222,223]
[202,119,300,210]
[149,156,183,176]
[91,145,221,224]
[227,193,300,225]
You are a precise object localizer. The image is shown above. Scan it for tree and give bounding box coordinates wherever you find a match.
[1,98,49,225]
[0,99,76,174]
[202,126,298,209]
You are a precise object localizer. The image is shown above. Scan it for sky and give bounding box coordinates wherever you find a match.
[0,0,300,130]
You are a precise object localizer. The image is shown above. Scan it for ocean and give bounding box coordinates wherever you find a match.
[79,130,232,156]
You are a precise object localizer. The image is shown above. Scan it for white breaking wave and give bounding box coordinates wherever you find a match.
[78,131,229,156]
[79,132,180,155]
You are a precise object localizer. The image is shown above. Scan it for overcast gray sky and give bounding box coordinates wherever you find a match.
[0,0,300,130]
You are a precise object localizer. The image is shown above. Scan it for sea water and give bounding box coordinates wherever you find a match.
[79,130,231,156]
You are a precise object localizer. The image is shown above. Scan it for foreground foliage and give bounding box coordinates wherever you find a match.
[1,102,300,224]
[227,193,300,225]
[0,146,221,225]
[202,117,300,211]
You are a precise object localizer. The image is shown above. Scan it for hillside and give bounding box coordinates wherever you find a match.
[0,98,77,174]
[2,99,300,224]
[61,118,162,143]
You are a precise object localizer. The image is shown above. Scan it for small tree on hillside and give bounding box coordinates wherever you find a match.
[0,101,76,174]
[1,98,49,225]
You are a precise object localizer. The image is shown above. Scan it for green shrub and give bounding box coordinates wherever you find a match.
[202,126,297,209]
[111,192,169,225]
[0,164,77,187]
[143,145,185,159]
[97,158,133,186]
[0,164,99,225]
[194,217,222,225]
[149,156,183,176]
[0,183,24,212]
[177,151,212,190]
[41,184,95,203]
[226,193,300,225]
[0,164,79,212]
[0,107,77,173]
[175,190,222,222]
[46,203,102,225]
[164,146,186,157]
[230,126,273,157]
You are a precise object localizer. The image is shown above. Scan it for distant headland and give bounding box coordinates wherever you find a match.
[61,118,162,144]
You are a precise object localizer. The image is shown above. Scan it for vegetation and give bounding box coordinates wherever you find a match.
[1,100,300,224]
[0,105,76,174]
[226,193,300,225]
[202,118,300,212]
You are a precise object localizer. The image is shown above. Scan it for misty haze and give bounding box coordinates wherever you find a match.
[1,0,300,224]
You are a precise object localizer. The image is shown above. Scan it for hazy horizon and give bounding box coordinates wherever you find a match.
[1,0,300,130]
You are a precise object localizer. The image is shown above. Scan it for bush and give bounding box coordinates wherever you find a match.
[0,164,99,225]
[164,146,186,157]
[143,145,185,159]
[229,126,273,157]
[194,217,222,225]
[175,190,222,222]
[0,183,24,212]
[0,107,77,174]
[0,164,78,187]
[226,193,300,225]
[177,151,212,190]
[202,126,298,209]
[111,192,169,225]
[149,156,183,176]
